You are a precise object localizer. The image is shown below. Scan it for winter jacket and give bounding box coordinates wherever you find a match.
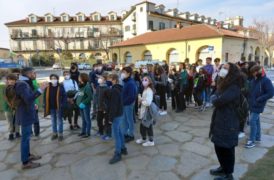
[248,76,274,113]
[107,84,123,122]
[122,77,137,106]
[210,84,241,148]
[194,74,206,93]
[76,83,92,106]
[96,84,109,111]
[43,84,67,117]
[15,77,41,127]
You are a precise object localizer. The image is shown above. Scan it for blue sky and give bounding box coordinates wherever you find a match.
[0,0,273,48]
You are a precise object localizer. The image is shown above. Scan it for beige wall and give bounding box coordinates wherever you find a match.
[0,49,9,59]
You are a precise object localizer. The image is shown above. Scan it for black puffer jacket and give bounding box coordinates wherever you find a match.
[209,84,241,148]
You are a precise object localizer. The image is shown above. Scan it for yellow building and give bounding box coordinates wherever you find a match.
[110,24,262,65]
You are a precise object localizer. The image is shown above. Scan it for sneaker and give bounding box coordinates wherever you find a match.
[245,141,255,148]
[136,138,146,144]
[238,132,245,139]
[160,111,167,115]
[142,141,155,147]
[22,161,41,170]
[58,135,64,142]
[109,153,122,164]
[121,148,128,155]
[8,134,14,141]
[29,154,42,161]
[51,134,58,141]
[102,135,111,141]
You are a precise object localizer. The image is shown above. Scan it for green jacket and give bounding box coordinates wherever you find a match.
[2,87,12,112]
[76,84,92,106]
[32,80,39,106]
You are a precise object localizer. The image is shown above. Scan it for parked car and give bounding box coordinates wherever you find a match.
[52,63,64,69]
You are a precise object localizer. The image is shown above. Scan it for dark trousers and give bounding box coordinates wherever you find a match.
[171,90,177,110]
[214,145,235,174]
[176,91,186,111]
[157,87,167,110]
[140,124,153,141]
[194,90,203,106]
[68,108,79,126]
[239,117,247,132]
[97,111,111,136]
[33,110,40,136]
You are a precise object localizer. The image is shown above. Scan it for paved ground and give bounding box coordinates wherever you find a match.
[0,101,274,180]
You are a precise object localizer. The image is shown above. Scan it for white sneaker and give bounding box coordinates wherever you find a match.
[142,141,155,147]
[160,111,167,115]
[136,138,145,144]
[238,132,245,139]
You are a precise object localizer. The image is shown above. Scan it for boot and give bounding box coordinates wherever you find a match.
[121,148,128,155]
[210,167,225,176]
[214,174,234,180]
[109,153,122,164]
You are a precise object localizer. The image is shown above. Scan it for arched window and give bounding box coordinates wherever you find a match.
[125,52,132,64]
[143,50,152,61]
[168,49,179,64]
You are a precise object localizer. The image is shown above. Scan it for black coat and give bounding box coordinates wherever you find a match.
[209,84,240,148]
[107,84,123,122]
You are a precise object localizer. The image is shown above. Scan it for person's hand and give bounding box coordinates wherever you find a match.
[34,104,39,110]
[211,81,216,86]
[40,82,49,91]
[79,103,86,109]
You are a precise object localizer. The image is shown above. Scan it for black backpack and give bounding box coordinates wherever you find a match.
[235,93,249,120]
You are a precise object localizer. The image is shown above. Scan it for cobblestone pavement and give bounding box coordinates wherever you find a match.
[0,101,274,180]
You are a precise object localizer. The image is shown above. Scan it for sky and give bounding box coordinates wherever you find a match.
[0,0,274,48]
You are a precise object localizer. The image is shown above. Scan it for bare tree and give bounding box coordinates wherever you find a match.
[253,19,274,67]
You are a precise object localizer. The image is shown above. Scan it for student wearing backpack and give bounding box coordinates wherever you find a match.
[62,71,80,130]
[44,74,67,142]
[245,66,274,148]
[16,67,48,169]
[3,74,20,140]
[209,63,242,180]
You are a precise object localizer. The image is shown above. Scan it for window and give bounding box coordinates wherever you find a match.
[78,16,83,22]
[140,7,143,12]
[148,21,154,30]
[62,16,67,22]
[110,15,115,21]
[46,16,51,22]
[80,39,84,49]
[32,29,37,37]
[17,41,22,51]
[33,41,37,50]
[94,15,99,21]
[159,22,165,30]
[125,25,130,32]
[30,17,36,23]
[94,39,100,49]
[225,53,229,62]
[143,51,152,61]
[133,24,136,30]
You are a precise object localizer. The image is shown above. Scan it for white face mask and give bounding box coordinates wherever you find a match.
[121,73,127,80]
[219,68,228,78]
[142,69,148,73]
[98,78,104,84]
[51,79,58,86]
[142,80,149,87]
[65,75,70,80]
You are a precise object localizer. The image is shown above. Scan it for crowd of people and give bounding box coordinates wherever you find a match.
[2,58,274,180]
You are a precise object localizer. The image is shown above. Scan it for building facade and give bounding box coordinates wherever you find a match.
[0,48,10,59]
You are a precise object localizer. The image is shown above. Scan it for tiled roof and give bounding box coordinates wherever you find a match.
[112,24,248,47]
[5,16,122,26]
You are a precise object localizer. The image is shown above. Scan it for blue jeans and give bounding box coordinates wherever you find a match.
[80,104,91,135]
[123,103,134,137]
[249,112,261,142]
[21,125,32,164]
[112,115,125,154]
[50,109,63,134]
[205,87,212,103]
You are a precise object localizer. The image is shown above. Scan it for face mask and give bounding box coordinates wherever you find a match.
[97,67,103,71]
[65,75,70,80]
[51,79,58,86]
[219,68,228,78]
[71,66,76,70]
[142,69,148,73]
[98,78,104,84]
[121,73,127,80]
[142,80,149,87]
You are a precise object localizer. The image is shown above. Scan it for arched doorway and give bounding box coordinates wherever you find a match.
[255,47,260,61]
[143,50,152,61]
[196,45,211,62]
[264,50,270,67]
[167,49,179,64]
[124,52,132,64]
[248,46,253,61]
[112,53,118,64]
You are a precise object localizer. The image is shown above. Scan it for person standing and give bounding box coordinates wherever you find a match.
[121,67,137,143]
[136,75,155,147]
[203,57,214,107]
[107,73,128,164]
[15,67,48,169]
[245,65,274,148]
[3,74,20,140]
[62,71,80,130]
[70,63,80,84]
[209,63,242,180]
[77,73,92,138]
[44,74,67,141]
[154,66,168,115]
[32,72,40,139]
[176,63,188,113]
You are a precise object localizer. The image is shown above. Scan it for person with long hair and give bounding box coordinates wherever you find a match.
[209,63,242,180]
[154,66,168,115]
[136,75,156,146]
[176,63,188,113]
[168,67,178,110]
